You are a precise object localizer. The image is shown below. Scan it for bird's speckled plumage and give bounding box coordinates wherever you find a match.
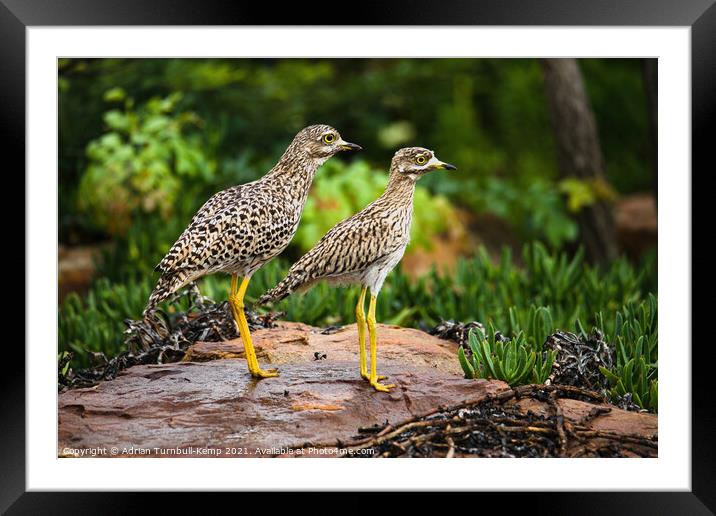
[144,124,357,317]
[258,147,451,304]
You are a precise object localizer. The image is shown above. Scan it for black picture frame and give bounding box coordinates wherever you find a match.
[4,0,709,512]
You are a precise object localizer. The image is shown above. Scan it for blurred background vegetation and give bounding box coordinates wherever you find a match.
[58,58,657,409]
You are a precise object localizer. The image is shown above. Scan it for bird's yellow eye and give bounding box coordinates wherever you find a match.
[323,133,335,144]
[416,155,427,165]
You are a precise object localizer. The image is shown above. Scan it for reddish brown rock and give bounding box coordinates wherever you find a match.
[58,243,107,301]
[58,322,658,458]
[509,397,657,440]
[506,397,657,456]
[182,322,464,377]
[615,193,657,260]
[58,360,507,457]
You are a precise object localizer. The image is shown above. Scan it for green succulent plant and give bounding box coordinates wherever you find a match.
[458,316,557,386]
[598,294,658,412]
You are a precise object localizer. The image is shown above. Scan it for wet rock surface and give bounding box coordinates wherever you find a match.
[58,360,506,457]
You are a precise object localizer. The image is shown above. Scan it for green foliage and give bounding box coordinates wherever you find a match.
[458,307,557,386]
[95,204,203,284]
[558,177,619,213]
[507,305,555,350]
[580,59,652,194]
[456,292,658,412]
[598,294,658,412]
[59,277,154,363]
[58,351,72,377]
[78,91,216,235]
[473,177,578,248]
[459,323,547,386]
[60,243,655,376]
[59,58,653,247]
[391,242,652,336]
[297,159,462,252]
[59,274,230,368]
[533,347,557,385]
[522,243,585,306]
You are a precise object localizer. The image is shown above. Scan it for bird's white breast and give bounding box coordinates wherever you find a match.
[362,244,408,296]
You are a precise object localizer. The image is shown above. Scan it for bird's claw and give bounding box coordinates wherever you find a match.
[251,368,280,378]
[362,373,387,381]
[370,379,396,392]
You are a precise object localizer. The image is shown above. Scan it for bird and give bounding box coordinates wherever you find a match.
[258,147,456,391]
[143,124,362,379]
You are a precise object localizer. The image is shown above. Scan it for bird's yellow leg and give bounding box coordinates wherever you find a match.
[367,294,395,392]
[229,276,254,370]
[229,275,279,379]
[357,287,385,382]
[356,287,368,380]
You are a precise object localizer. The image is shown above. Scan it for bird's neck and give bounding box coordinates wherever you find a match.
[381,170,417,207]
[265,145,326,203]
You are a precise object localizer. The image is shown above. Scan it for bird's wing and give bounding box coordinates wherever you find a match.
[258,206,409,305]
[154,186,243,274]
[295,213,404,283]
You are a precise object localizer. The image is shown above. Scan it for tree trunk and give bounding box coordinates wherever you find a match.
[541,58,618,265]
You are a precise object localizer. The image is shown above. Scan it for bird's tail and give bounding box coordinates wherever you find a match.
[142,270,193,319]
[256,270,310,306]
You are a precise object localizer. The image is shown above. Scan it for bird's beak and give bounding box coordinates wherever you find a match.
[427,156,457,171]
[337,138,362,152]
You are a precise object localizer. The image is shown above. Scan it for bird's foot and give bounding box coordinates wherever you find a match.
[250,367,280,379]
[369,379,396,392]
[362,372,387,381]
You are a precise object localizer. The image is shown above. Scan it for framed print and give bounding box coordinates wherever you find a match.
[4,0,710,512]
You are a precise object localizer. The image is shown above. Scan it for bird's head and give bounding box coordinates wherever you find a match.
[390,147,457,181]
[293,124,362,160]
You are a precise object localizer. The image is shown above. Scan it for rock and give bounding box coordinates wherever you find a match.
[615,193,657,260]
[506,397,657,457]
[58,322,658,458]
[509,398,656,438]
[58,360,507,457]
[58,243,106,301]
[182,322,464,377]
